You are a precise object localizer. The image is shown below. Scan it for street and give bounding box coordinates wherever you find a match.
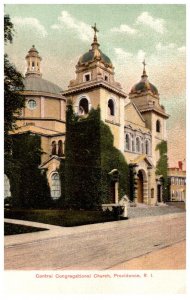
[4,213,185,270]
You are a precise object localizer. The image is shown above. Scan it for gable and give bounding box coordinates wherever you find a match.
[39,156,62,170]
[125,102,145,127]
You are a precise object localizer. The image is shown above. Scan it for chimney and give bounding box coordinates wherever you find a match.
[178,161,183,171]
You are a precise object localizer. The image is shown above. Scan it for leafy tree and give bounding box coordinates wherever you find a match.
[10,133,51,208]
[4,15,25,156]
[4,14,14,43]
[63,105,129,209]
[156,141,169,202]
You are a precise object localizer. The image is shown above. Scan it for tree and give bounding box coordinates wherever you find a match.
[156,141,169,202]
[4,15,25,156]
[63,105,129,209]
[10,133,51,208]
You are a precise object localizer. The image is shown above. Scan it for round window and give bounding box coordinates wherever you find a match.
[28,99,37,110]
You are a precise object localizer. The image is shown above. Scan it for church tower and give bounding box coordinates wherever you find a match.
[129,61,169,167]
[63,24,127,151]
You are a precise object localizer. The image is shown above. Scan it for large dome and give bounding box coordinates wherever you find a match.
[78,49,112,65]
[23,76,63,95]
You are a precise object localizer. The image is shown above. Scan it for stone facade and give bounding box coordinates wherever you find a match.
[7,27,169,205]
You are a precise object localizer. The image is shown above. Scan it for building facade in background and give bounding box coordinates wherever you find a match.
[168,161,186,202]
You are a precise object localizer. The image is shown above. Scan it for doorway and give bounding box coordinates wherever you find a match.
[137,170,144,203]
[110,181,116,203]
[157,184,162,202]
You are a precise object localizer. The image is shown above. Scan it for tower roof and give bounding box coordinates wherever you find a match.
[130,60,159,96]
[78,23,112,67]
[25,45,41,59]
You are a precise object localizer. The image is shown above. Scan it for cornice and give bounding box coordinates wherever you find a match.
[21,90,66,100]
[63,80,127,98]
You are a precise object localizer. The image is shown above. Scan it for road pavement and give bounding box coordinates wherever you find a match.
[4,212,185,270]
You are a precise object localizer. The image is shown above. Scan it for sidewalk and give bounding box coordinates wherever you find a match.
[4,212,185,247]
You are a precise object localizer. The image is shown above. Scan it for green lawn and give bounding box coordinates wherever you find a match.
[4,209,123,227]
[4,222,48,235]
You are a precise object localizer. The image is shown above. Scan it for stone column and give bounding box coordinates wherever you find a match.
[60,100,64,120]
[115,181,119,204]
[143,181,148,204]
[41,96,45,118]
[133,174,138,204]
[147,167,152,205]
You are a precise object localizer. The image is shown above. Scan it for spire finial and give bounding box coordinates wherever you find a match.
[91,23,100,51]
[91,23,99,43]
[142,59,147,77]
[91,23,99,35]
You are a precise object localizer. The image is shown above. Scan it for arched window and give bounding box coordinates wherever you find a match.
[108,99,115,116]
[52,141,57,155]
[58,140,63,157]
[51,173,61,199]
[156,120,161,132]
[136,137,140,153]
[27,99,37,110]
[4,174,11,198]
[131,134,135,152]
[141,142,144,153]
[145,140,149,155]
[125,134,130,151]
[79,98,89,115]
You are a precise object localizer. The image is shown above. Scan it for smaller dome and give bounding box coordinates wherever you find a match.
[26,45,40,59]
[130,64,159,96]
[131,80,158,95]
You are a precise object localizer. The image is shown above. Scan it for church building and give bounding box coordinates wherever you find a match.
[7,24,169,205]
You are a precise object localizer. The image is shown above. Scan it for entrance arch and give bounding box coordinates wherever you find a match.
[137,169,148,204]
[137,170,143,203]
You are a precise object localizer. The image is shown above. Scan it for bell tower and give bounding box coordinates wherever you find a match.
[129,61,169,166]
[63,24,127,151]
[25,45,42,77]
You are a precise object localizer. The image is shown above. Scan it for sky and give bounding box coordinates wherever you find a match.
[4,4,186,168]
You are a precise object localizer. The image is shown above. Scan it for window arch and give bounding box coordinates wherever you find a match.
[52,141,57,155]
[141,141,144,153]
[51,173,61,199]
[145,140,149,155]
[156,120,161,132]
[4,174,11,198]
[108,99,115,116]
[58,140,63,157]
[27,99,37,110]
[125,134,130,151]
[79,97,89,115]
[136,137,140,153]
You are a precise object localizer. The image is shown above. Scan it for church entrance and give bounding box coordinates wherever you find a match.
[157,184,162,202]
[110,181,116,203]
[137,170,144,203]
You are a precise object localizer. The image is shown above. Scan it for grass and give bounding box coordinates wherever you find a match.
[6,204,183,229]
[4,209,124,227]
[4,222,48,236]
